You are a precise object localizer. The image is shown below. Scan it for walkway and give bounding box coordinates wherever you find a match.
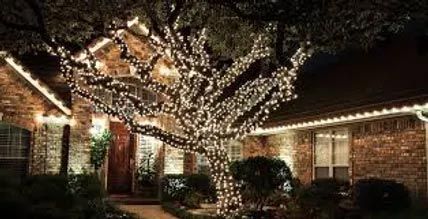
[119,205,177,219]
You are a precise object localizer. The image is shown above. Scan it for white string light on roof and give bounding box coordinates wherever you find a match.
[253,103,428,135]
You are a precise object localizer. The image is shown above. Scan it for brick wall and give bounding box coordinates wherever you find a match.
[0,65,60,130]
[68,95,93,173]
[266,131,297,173]
[243,136,280,158]
[351,116,427,198]
[183,153,197,175]
[32,124,64,174]
[0,64,66,175]
[292,131,313,184]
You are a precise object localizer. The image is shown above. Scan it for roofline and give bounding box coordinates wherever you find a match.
[75,17,140,61]
[251,101,428,135]
[2,55,72,116]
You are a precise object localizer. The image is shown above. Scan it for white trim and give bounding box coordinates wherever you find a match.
[252,102,428,135]
[416,110,428,122]
[4,57,72,115]
[425,122,428,198]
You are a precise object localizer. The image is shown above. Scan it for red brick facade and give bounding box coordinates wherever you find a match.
[254,115,427,198]
[350,116,427,198]
[0,62,93,175]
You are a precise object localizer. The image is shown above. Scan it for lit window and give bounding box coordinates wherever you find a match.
[138,135,160,168]
[227,140,242,162]
[164,146,184,174]
[196,154,210,174]
[314,129,349,181]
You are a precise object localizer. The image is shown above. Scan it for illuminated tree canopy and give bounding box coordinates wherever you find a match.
[1,0,426,217]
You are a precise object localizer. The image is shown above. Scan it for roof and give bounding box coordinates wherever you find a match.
[2,55,72,115]
[266,33,428,129]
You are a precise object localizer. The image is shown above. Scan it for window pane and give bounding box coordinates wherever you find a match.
[315,132,330,165]
[227,140,242,161]
[333,167,349,181]
[315,167,329,179]
[333,130,349,165]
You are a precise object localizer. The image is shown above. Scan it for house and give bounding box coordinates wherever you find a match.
[241,33,428,200]
[0,25,427,199]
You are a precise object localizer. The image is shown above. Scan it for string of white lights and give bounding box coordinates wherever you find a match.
[48,19,310,217]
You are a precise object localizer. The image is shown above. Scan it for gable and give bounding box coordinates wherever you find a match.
[0,64,64,130]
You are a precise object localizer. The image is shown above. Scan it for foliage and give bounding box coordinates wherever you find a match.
[365,206,428,219]
[161,174,216,208]
[161,174,189,203]
[136,152,158,189]
[187,174,217,201]
[0,171,135,219]
[299,178,349,218]
[1,1,427,58]
[208,0,428,57]
[2,1,427,216]
[230,156,293,212]
[90,130,112,171]
[354,178,410,212]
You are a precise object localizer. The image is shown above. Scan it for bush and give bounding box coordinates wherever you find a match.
[161,174,216,208]
[187,174,216,202]
[230,156,293,212]
[90,130,112,171]
[161,174,189,202]
[0,172,135,219]
[289,178,350,219]
[354,178,410,212]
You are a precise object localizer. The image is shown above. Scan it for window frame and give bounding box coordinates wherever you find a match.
[0,123,31,176]
[312,128,350,181]
[227,140,243,162]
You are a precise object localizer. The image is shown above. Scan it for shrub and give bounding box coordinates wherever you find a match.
[161,174,216,208]
[291,178,350,219]
[161,174,189,202]
[0,172,135,219]
[354,178,410,212]
[187,174,216,202]
[90,130,112,171]
[230,156,293,212]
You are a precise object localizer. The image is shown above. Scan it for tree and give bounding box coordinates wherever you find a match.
[0,1,427,217]
[230,156,293,214]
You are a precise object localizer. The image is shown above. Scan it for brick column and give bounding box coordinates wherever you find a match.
[69,95,92,173]
[183,152,196,175]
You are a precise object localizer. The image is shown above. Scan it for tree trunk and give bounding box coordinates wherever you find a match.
[205,149,242,218]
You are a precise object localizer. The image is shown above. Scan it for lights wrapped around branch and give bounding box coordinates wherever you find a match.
[49,21,311,217]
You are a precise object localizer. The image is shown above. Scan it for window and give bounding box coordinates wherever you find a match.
[314,129,349,181]
[164,146,184,174]
[111,84,157,107]
[196,154,210,174]
[227,140,242,162]
[138,135,161,169]
[0,124,30,177]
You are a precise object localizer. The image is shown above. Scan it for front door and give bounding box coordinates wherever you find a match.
[108,122,136,194]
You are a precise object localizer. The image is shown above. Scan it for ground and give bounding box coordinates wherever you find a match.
[120,205,178,219]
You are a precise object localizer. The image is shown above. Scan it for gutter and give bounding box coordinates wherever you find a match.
[251,102,428,135]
